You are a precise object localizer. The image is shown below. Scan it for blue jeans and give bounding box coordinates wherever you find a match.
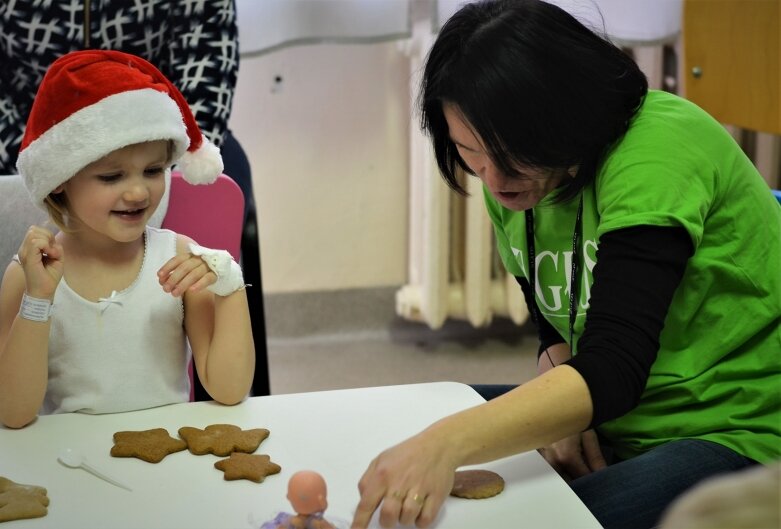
[470,387,758,529]
[570,439,757,529]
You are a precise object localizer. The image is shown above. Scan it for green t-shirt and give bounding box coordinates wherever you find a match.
[485,90,781,463]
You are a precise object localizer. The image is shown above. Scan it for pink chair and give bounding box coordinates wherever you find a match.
[162,172,244,261]
[162,172,244,401]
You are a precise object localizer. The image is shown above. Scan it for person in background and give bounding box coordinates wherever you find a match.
[351,1,781,528]
[0,0,253,221]
[0,50,255,428]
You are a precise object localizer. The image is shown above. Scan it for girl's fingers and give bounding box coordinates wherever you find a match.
[187,274,215,294]
[45,241,64,261]
[19,228,62,270]
[157,254,191,279]
[21,236,57,265]
[161,258,215,297]
[171,266,210,297]
[17,228,65,299]
[159,257,199,287]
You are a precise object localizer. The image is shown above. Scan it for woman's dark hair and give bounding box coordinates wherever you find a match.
[420,0,648,202]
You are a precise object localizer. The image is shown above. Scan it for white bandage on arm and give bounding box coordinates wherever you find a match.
[188,243,246,296]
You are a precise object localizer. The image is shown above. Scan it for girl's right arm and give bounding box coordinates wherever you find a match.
[0,227,63,428]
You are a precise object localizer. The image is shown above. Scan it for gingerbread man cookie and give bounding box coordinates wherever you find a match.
[178,424,270,456]
[214,453,281,483]
[0,477,49,522]
[111,428,187,463]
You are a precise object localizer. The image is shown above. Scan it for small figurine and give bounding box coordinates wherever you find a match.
[260,470,336,529]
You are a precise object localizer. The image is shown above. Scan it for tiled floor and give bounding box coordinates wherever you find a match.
[267,317,539,395]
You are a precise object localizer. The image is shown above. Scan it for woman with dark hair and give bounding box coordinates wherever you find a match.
[351,1,780,528]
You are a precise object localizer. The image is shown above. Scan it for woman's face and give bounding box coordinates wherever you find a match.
[443,102,571,211]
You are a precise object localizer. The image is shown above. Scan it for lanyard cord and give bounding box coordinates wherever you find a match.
[525,194,584,351]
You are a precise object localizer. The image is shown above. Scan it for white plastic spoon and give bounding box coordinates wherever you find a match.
[57,447,132,491]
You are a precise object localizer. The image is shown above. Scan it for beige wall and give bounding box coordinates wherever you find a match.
[230,42,412,294]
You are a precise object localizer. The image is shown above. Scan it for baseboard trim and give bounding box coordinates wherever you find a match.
[264,286,534,344]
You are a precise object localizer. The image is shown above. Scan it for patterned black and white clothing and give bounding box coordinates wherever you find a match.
[0,0,239,174]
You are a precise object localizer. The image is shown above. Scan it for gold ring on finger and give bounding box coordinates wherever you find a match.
[412,493,425,505]
[391,490,404,500]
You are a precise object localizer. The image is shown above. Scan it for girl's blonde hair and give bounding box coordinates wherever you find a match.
[43,193,71,233]
[42,140,175,232]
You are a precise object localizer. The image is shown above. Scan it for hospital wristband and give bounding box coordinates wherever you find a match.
[19,293,53,322]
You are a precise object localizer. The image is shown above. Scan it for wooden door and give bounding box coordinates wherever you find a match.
[683,0,780,134]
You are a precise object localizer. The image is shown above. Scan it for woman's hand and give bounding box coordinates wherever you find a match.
[538,429,606,481]
[351,431,459,529]
[158,254,216,297]
[17,226,64,299]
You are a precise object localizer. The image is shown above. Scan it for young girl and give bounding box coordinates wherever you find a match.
[0,50,255,428]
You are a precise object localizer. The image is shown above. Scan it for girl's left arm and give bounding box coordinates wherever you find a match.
[185,285,255,404]
[161,235,254,405]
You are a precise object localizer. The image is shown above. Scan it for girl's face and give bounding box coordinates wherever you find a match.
[58,140,168,243]
[443,103,571,211]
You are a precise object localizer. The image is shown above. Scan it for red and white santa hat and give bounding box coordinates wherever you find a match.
[17,49,223,208]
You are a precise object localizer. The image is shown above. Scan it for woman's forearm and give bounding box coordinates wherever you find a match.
[424,365,593,467]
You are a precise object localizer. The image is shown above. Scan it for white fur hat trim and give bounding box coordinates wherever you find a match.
[17,88,189,209]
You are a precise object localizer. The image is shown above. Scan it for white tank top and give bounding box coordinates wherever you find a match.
[42,227,191,415]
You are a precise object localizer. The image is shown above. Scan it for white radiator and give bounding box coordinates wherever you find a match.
[394,153,529,329]
[394,14,528,330]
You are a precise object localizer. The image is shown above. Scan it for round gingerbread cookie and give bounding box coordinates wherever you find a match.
[450,469,505,499]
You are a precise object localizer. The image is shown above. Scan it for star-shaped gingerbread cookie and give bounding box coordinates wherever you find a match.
[178,424,270,456]
[0,476,49,522]
[111,428,187,463]
[214,453,281,483]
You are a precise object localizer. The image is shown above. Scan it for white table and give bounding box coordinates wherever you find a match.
[0,382,602,528]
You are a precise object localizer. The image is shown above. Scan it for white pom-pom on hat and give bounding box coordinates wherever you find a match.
[178,135,224,185]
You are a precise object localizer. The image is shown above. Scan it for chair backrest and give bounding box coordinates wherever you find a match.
[161,171,245,402]
[0,175,50,271]
[161,172,244,260]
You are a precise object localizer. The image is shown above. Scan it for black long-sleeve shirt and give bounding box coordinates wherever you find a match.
[517,224,693,427]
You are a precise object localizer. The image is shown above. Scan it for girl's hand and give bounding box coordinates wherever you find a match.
[17,226,64,299]
[352,431,458,529]
[538,429,606,481]
[157,254,216,297]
